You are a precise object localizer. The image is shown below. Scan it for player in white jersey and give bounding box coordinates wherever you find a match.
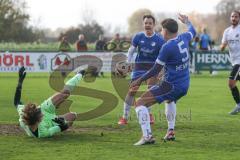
[221,11,240,115]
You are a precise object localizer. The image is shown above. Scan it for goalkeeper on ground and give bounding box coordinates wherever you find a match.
[13,66,84,138]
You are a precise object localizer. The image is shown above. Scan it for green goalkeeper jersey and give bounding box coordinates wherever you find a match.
[17,98,61,138]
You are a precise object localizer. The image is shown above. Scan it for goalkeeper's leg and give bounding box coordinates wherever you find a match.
[60,112,77,126]
[51,72,83,108]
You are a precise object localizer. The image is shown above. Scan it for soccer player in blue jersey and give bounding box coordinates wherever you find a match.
[118,15,165,125]
[130,14,196,145]
[199,28,212,51]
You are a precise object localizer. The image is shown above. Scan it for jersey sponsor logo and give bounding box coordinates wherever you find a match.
[151,42,156,46]
[176,61,189,71]
[228,39,240,44]
[140,40,144,44]
[140,48,155,54]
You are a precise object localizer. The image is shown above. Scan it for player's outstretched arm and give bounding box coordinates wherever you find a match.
[130,63,163,88]
[127,46,136,63]
[178,13,189,24]
[221,30,228,51]
[14,66,26,107]
[40,126,62,138]
[178,13,196,38]
[220,43,227,51]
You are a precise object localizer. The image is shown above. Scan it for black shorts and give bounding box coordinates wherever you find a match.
[229,65,240,80]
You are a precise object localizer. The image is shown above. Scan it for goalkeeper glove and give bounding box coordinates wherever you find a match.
[18,66,26,84]
[52,117,69,131]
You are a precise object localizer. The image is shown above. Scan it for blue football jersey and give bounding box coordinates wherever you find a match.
[156,31,194,89]
[200,33,211,49]
[132,32,165,65]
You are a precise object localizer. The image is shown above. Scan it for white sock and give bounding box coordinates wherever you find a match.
[135,106,152,138]
[165,102,176,130]
[123,95,134,119]
[64,74,82,92]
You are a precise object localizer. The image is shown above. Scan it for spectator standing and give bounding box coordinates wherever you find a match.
[59,36,71,52]
[111,33,121,52]
[199,28,212,51]
[95,35,106,51]
[191,36,200,50]
[76,34,88,51]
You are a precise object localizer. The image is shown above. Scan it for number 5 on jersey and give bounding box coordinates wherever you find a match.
[178,41,189,62]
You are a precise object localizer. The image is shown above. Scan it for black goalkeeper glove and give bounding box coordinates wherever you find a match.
[14,67,26,107]
[52,117,69,131]
[18,66,26,84]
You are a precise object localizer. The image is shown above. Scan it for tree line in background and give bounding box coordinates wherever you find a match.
[0,0,43,42]
[58,22,104,43]
[0,0,240,44]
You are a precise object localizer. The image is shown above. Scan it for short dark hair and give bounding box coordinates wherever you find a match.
[143,15,155,24]
[22,103,42,126]
[232,10,240,16]
[161,18,178,34]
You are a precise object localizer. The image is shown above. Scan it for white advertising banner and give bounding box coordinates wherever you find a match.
[0,52,127,72]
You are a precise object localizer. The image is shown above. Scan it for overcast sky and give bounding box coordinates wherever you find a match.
[26,0,221,31]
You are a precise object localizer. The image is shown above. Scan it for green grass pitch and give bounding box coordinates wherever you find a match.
[1,72,240,160]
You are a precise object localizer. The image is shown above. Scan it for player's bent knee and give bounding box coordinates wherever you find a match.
[228,80,237,89]
[65,112,76,121]
[62,112,77,127]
